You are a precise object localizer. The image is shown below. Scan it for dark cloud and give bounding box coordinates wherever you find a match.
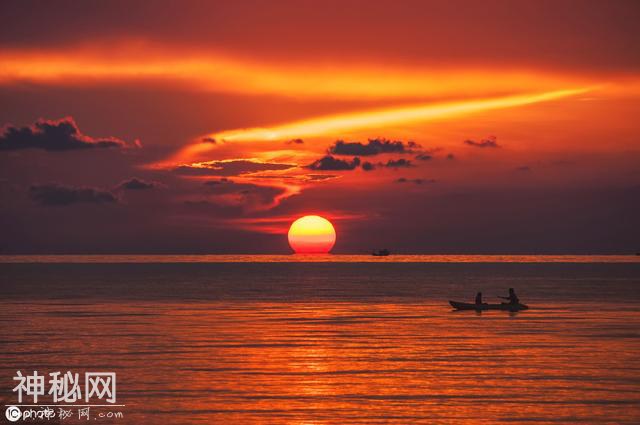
[464,136,500,148]
[201,136,216,144]
[306,155,360,171]
[0,117,129,152]
[415,153,432,161]
[29,184,118,206]
[175,160,296,176]
[359,158,413,170]
[362,161,375,171]
[203,178,240,189]
[396,178,435,185]
[203,177,232,185]
[384,158,413,168]
[328,138,419,156]
[447,153,455,160]
[119,178,156,190]
[286,138,304,145]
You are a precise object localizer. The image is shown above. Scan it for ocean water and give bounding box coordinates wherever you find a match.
[1,256,639,424]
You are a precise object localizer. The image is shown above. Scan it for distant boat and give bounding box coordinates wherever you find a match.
[372,249,390,256]
[449,300,529,311]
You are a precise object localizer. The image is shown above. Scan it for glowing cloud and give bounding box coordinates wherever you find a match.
[0,45,593,100]
[210,88,590,142]
[161,88,592,165]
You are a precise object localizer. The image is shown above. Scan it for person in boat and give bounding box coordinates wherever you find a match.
[475,292,483,305]
[499,288,520,305]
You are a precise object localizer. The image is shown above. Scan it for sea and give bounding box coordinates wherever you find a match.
[1,255,639,424]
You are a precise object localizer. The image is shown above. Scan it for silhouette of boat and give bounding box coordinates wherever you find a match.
[449,300,529,311]
[372,249,390,256]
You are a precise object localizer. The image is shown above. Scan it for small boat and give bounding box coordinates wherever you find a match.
[449,300,529,311]
[372,249,390,256]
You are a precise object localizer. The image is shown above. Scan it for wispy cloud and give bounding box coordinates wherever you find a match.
[0,44,593,100]
[464,136,500,148]
[205,88,591,143]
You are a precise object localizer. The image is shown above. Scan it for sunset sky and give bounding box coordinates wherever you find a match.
[1,0,639,254]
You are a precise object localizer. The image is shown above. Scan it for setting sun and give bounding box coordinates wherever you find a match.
[288,215,336,254]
